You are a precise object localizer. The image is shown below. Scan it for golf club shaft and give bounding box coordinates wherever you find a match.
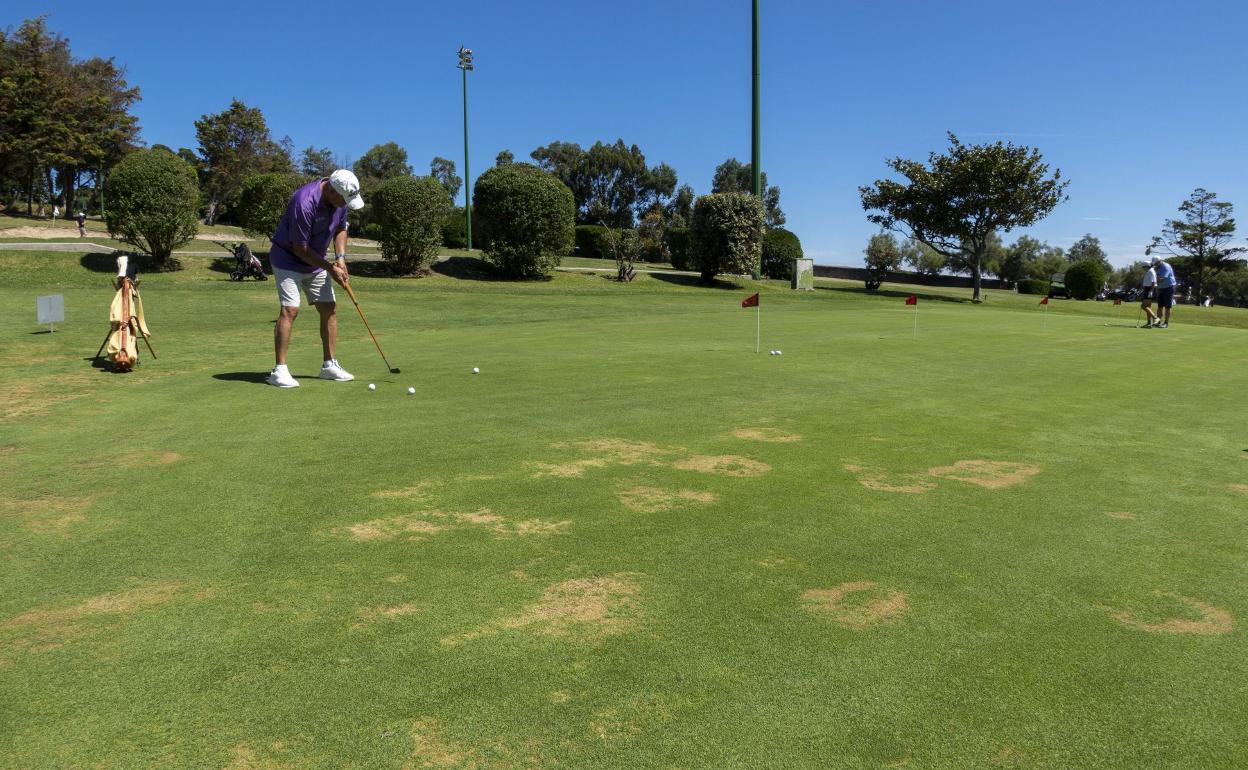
[342,282,397,372]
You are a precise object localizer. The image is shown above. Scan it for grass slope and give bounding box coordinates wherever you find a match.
[1,252,1246,768]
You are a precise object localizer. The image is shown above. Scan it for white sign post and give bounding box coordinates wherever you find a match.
[37,294,65,333]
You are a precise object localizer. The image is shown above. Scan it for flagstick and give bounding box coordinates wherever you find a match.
[755,304,760,354]
[913,304,918,338]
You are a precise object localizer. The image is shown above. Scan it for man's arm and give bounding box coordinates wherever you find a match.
[290,241,349,286]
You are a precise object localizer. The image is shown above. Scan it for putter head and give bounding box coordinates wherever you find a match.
[389,367,401,374]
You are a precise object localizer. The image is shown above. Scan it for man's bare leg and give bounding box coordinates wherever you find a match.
[317,303,337,361]
[275,306,299,365]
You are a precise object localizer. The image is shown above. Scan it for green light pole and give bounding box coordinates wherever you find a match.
[458,46,474,252]
[751,0,761,200]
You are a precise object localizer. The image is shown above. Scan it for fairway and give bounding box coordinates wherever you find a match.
[3,253,1247,768]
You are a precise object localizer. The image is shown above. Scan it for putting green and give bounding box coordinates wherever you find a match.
[2,251,1246,768]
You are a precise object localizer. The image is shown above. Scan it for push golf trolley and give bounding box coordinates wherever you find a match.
[222,241,268,282]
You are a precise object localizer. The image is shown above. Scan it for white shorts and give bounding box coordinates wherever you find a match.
[274,266,335,307]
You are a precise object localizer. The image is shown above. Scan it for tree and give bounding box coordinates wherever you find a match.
[863,232,902,290]
[236,173,301,240]
[600,227,641,282]
[900,238,946,277]
[1109,260,1149,292]
[690,192,765,284]
[299,146,336,177]
[530,139,677,227]
[429,156,461,201]
[353,142,411,180]
[371,175,453,275]
[761,228,803,280]
[711,158,785,227]
[638,209,669,263]
[667,184,695,228]
[1149,188,1246,302]
[1067,233,1110,272]
[104,148,200,268]
[473,163,575,279]
[1064,260,1105,300]
[859,132,1069,302]
[194,99,291,223]
[495,149,514,167]
[947,232,1005,279]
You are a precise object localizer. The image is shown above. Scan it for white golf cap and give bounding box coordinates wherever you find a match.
[329,169,365,211]
[1150,255,1160,265]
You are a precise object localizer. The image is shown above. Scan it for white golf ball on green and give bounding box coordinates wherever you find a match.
[368,383,376,391]
[407,387,415,395]
[472,367,480,374]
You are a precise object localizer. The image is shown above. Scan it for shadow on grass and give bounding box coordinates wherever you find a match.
[817,284,976,305]
[212,372,272,385]
[79,252,183,274]
[647,272,741,290]
[431,256,548,283]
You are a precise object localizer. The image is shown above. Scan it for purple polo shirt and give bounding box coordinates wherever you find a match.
[269,179,349,273]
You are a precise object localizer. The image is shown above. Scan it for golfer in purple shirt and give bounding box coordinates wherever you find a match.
[266,169,365,388]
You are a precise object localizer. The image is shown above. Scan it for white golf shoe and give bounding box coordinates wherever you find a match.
[319,359,354,381]
[267,365,300,388]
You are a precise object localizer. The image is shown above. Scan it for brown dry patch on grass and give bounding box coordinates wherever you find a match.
[674,455,771,477]
[0,378,89,420]
[336,510,568,542]
[617,486,717,513]
[927,460,1042,490]
[992,745,1020,766]
[589,696,671,742]
[372,481,437,500]
[442,574,641,647]
[1229,483,1248,495]
[1104,592,1235,636]
[353,603,420,629]
[337,515,445,542]
[115,450,182,468]
[0,446,20,457]
[224,744,296,770]
[0,494,97,533]
[732,427,801,443]
[405,718,478,770]
[550,690,572,704]
[802,581,910,630]
[533,438,676,478]
[844,465,935,494]
[758,555,795,568]
[1107,511,1137,521]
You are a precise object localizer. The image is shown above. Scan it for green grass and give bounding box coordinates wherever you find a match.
[2,251,1247,768]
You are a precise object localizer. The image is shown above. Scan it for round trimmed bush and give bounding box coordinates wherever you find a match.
[1065,260,1105,300]
[237,173,303,241]
[1016,278,1047,295]
[690,192,765,283]
[474,164,575,279]
[761,228,803,280]
[665,228,692,270]
[105,148,200,269]
[371,175,453,275]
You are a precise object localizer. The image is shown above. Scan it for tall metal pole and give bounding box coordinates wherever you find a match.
[751,0,762,200]
[458,46,474,252]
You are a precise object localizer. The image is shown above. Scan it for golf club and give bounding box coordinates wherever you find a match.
[342,282,400,374]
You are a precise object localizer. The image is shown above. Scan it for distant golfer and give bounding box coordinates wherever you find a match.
[265,169,365,389]
[1152,255,1176,329]
[1140,261,1158,328]
[75,211,87,237]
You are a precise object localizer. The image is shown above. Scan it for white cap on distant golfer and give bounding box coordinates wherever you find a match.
[1149,255,1160,265]
[329,169,365,211]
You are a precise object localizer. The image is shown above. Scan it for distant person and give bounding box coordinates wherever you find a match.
[1152,255,1176,328]
[265,169,365,389]
[1140,262,1158,328]
[75,211,87,237]
[52,204,60,220]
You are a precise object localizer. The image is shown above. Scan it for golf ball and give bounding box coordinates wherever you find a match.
[776,350,782,356]
[368,383,376,391]
[407,387,416,395]
[472,367,480,374]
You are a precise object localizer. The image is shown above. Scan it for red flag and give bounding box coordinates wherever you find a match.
[741,293,759,308]
[1039,297,1049,305]
[1113,298,1122,306]
[905,294,917,306]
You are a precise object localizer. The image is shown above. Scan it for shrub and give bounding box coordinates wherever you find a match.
[104,148,200,269]
[371,175,453,275]
[575,224,608,259]
[237,173,302,240]
[689,192,765,283]
[1064,260,1105,300]
[601,228,641,282]
[863,232,902,291]
[1016,278,1047,295]
[474,163,575,279]
[638,210,669,263]
[666,228,692,270]
[442,207,468,249]
[761,228,803,280]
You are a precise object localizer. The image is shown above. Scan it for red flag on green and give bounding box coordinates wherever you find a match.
[741,293,759,308]
[905,294,917,306]
[1039,296,1049,305]
[1113,298,1122,306]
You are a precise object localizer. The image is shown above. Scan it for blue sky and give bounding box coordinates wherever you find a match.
[14,0,1248,267]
